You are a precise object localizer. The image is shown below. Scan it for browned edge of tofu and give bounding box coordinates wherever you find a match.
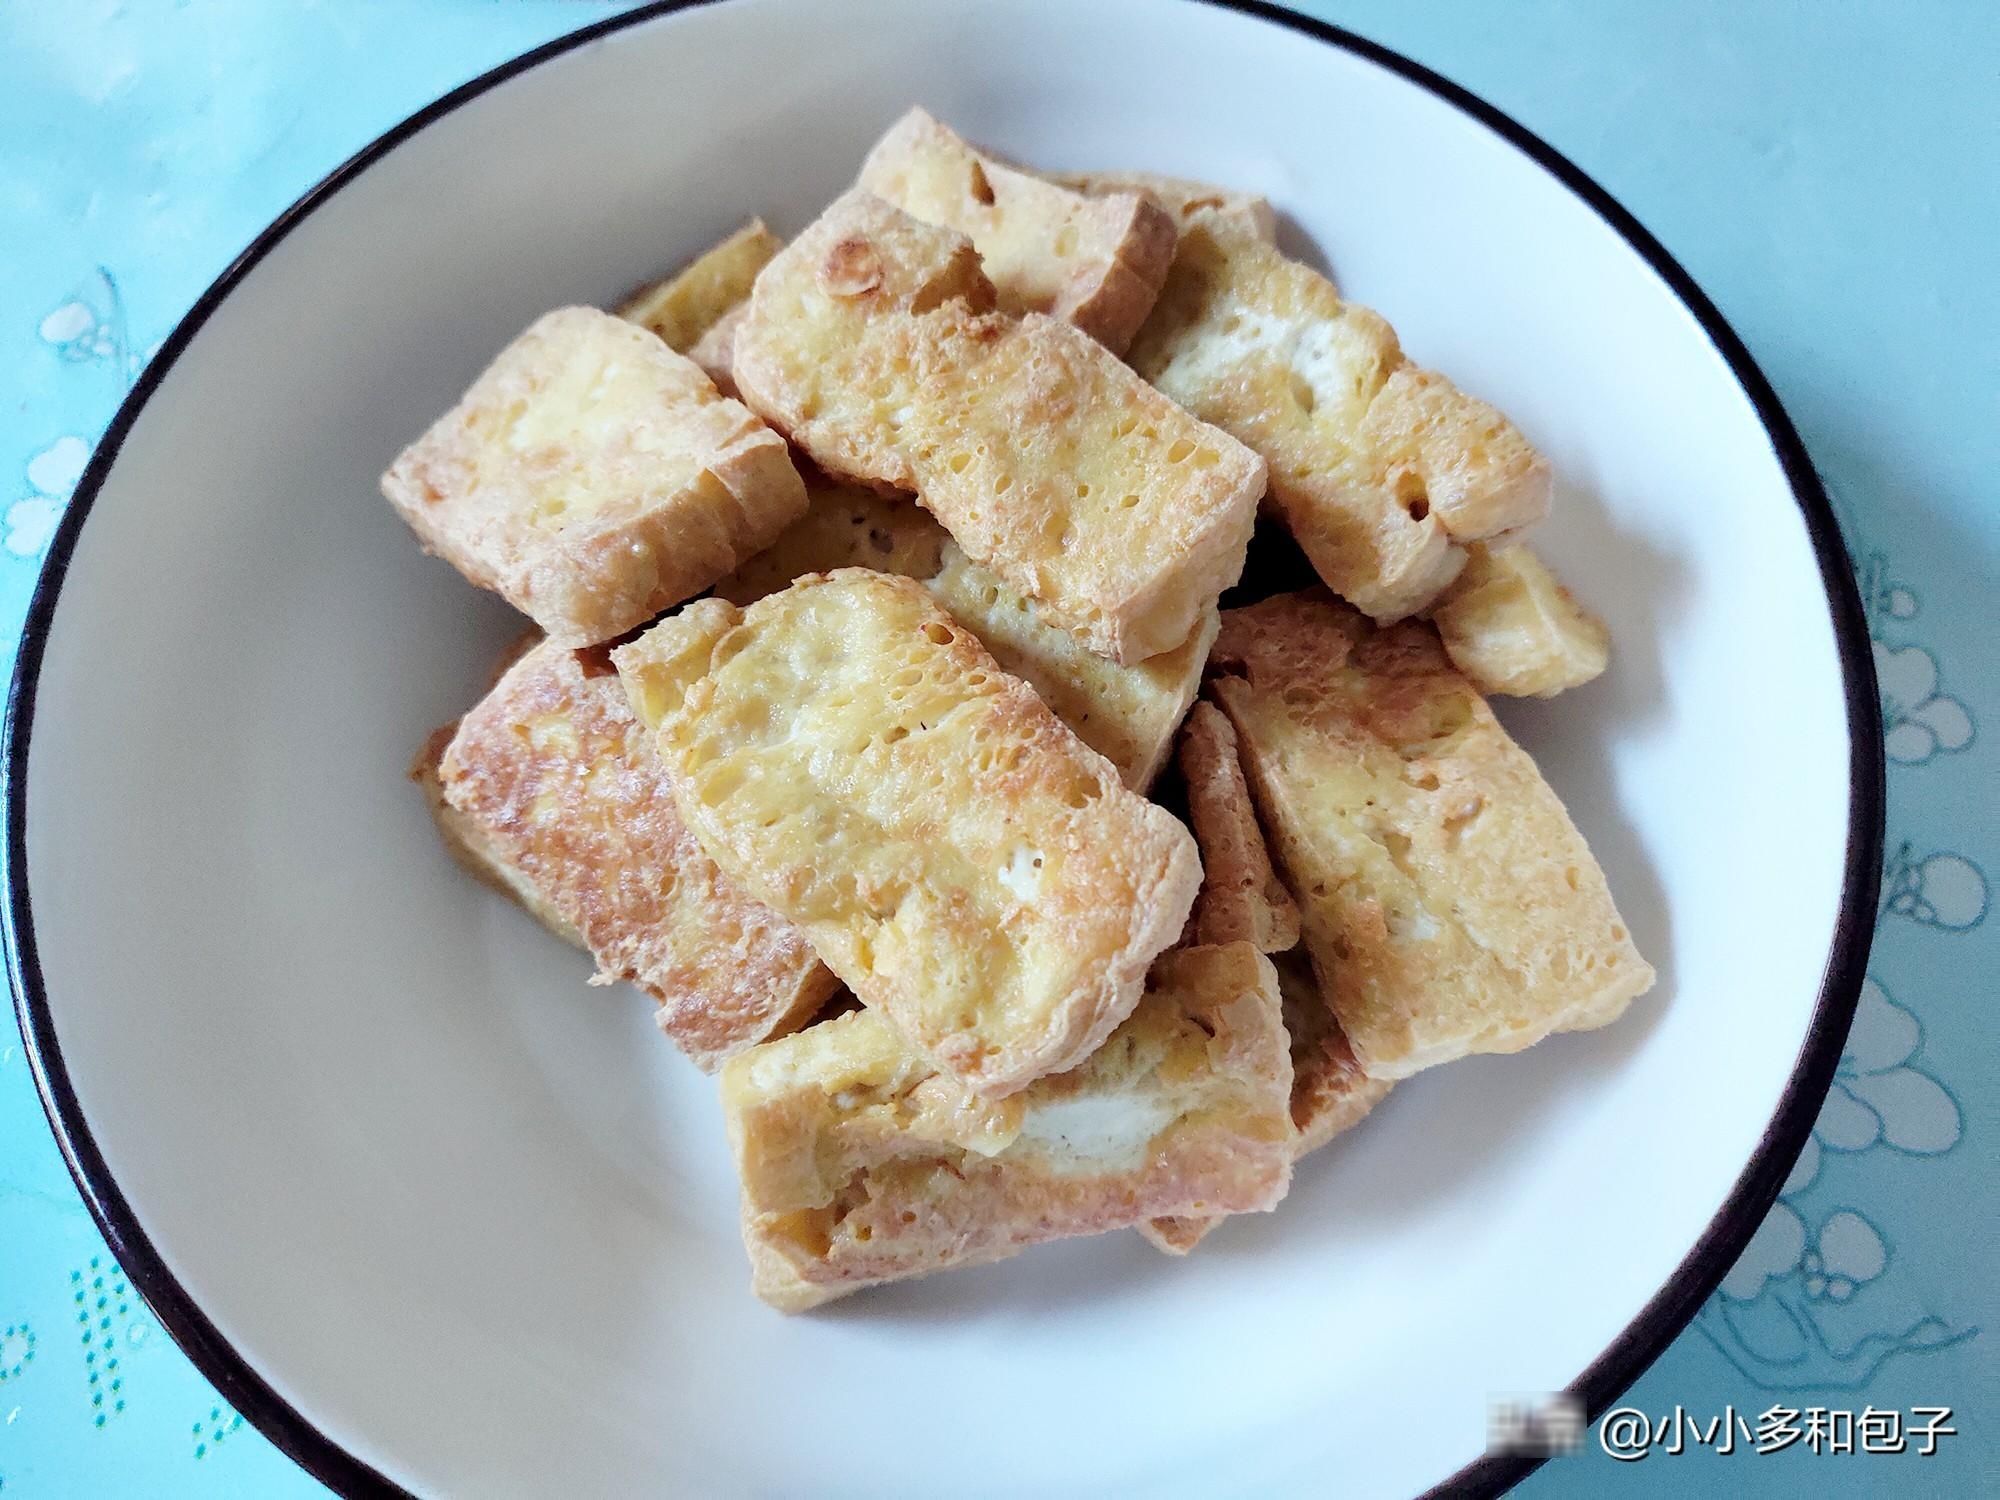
[1205,588,1654,1082]
[725,941,1294,1308]
[429,637,836,1069]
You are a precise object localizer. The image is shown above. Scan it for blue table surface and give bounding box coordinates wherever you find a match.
[1,2,1992,1495]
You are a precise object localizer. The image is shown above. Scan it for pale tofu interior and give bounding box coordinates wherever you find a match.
[492,346,718,529]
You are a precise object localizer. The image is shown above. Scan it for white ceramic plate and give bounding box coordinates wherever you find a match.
[5,2,1880,1495]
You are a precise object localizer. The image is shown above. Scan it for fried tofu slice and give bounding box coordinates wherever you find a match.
[1208,590,1652,1080]
[619,219,784,355]
[857,108,1177,353]
[1129,218,1550,622]
[1427,544,1610,697]
[381,307,808,645]
[414,724,585,948]
[1176,701,1299,951]
[1143,948,1390,1254]
[1054,169,1277,243]
[612,570,1201,1097]
[732,191,1266,665]
[425,639,836,1069]
[929,543,1216,791]
[711,479,949,605]
[725,941,1294,1309]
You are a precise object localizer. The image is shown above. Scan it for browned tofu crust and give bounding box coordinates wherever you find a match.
[731,191,1266,665]
[381,307,807,645]
[1177,701,1301,951]
[434,639,835,1068]
[1208,590,1653,1080]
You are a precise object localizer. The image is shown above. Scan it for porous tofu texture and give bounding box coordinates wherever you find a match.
[711,480,950,605]
[612,569,1201,1098]
[381,306,807,645]
[731,190,1266,665]
[858,107,1177,353]
[432,639,834,1069]
[928,544,1217,791]
[1130,218,1550,622]
[1210,590,1653,1080]
[725,941,1294,1309]
[1427,543,1610,698]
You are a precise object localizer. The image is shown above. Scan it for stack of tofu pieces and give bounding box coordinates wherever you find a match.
[388,109,1653,1310]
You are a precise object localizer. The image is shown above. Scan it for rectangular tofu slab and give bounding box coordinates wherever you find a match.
[619,218,784,354]
[1210,590,1653,1079]
[1427,544,1610,697]
[857,108,1177,353]
[427,638,835,1069]
[1054,169,1277,243]
[1176,701,1300,951]
[928,543,1217,790]
[1143,947,1389,1254]
[381,306,807,645]
[611,570,1201,1097]
[1129,218,1551,622]
[725,941,1294,1309]
[731,191,1266,665]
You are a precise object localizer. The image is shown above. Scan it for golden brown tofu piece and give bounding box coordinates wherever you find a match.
[928,544,1217,791]
[725,942,1294,1309]
[732,191,1266,665]
[381,307,807,645]
[857,108,1177,353]
[414,724,586,948]
[1176,701,1300,951]
[619,219,784,353]
[428,639,835,1069]
[1130,219,1550,622]
[1143,948,1390,1254]
[1428,544,1610,697]
[1054,169,1278,243]
[711,479,949,605]
[1210,590,1653,1080]
[612,570,1200,1098]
